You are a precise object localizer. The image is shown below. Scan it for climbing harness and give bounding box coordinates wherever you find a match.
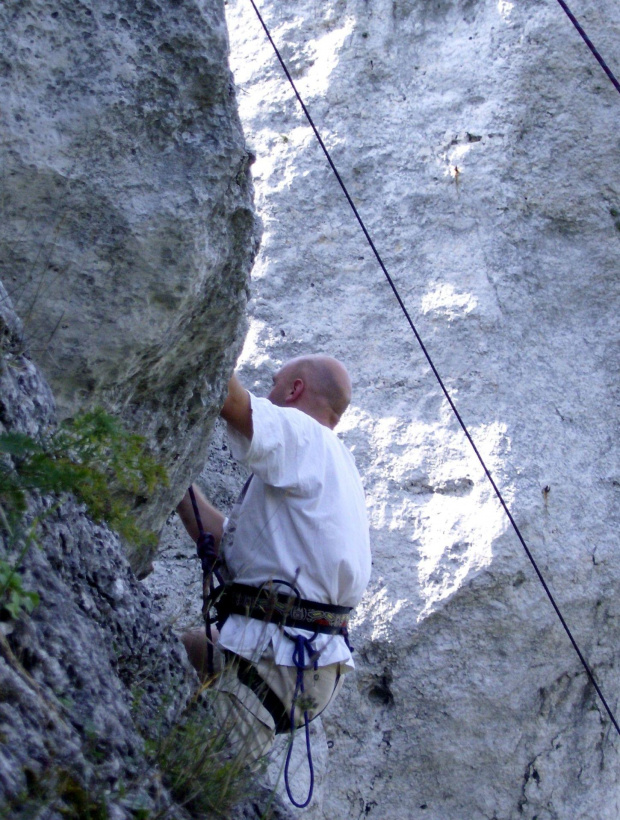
[216,580,351,806]
[223,580,349,806]
[246,0,620,737]
[214,581,353,635]
[188,489,347,806]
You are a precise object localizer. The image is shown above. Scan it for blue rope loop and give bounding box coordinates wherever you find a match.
[284,633,319,809]
[291,633,319,674]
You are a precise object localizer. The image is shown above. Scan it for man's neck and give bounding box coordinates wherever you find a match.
[295,400,337,430]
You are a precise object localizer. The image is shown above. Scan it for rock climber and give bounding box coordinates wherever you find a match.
[176,354,371,762]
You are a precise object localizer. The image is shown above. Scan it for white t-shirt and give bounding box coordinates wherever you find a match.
[217,393,371,669]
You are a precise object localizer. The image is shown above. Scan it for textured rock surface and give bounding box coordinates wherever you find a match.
[0,0,260,572]
[154,0,619,817]
[0,284,295,820]
[0,282,200,818]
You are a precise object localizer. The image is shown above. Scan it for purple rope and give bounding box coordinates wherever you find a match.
[284,635,317,808]
[247,0,620,736]
[554,0,620,95]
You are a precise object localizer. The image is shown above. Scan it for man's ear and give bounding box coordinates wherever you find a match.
[286,378,305,403]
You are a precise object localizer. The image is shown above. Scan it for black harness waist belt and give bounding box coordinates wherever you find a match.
[215,582,352,635]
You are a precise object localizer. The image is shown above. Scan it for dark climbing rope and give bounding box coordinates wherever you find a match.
[554,0,620,96]
[188,485,225,677]
[247,0,620,736]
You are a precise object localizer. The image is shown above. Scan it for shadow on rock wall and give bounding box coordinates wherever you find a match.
[0,0,261,574]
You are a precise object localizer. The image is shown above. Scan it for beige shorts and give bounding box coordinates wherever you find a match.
[212,643,345,765]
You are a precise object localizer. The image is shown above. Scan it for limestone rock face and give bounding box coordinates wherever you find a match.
[0,284,292,820]
[0,0,260,573]
[0,282,198,818]
[155,0,619,817]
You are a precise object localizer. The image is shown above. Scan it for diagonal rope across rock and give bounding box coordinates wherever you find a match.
[247,0,620,737]
[554,0,620,96]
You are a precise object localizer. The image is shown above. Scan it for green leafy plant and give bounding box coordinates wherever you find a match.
[0,409,167,621]
[0,407,167,548]
[0,558,39,619]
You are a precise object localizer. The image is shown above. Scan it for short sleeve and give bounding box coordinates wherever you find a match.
[227,393,323,493]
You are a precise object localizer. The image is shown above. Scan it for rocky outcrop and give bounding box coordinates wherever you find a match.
[0,0,260,573]
[0,283,300,820]
[0,283,197,817]
[152,0,620,817]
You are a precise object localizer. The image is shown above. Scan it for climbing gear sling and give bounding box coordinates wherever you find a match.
[188,485,225,678]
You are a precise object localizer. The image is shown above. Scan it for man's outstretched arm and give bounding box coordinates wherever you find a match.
[177,375,250,545]
[220,373,253,440]
[176,484,225,548]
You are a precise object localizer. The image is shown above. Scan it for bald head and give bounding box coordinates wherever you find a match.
[268,355,352,428]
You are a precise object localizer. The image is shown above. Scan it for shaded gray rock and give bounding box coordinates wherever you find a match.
[0,0,260,573]
[0,281,198,816]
